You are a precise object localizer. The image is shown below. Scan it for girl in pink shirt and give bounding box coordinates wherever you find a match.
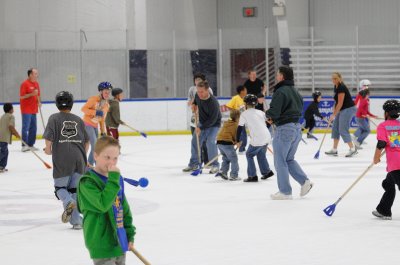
[372,99,400,220]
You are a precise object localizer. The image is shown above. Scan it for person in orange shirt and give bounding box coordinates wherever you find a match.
[20,68,41,152]
[82,82,112,166]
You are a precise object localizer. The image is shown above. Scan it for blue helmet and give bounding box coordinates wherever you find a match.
[98,82,113,91]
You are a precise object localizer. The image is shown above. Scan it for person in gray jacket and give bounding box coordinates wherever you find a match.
[105,88,125,140]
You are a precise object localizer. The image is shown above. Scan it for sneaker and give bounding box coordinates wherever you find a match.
[261,171,274,180]
[345,149,358,157]
[215,172,228,180]
[325,149,338,156]
[209,166,219,174]
[72,224,83,230]
[300,180,313,197]
[21,146,30,152]
[354,141,363,150]
[270,192,293,200]
[229,176,241,181]
[30,146,39,151]
[372,210,392,220]
[243,176,258,182]
[182,165,198,172]
[62,201,76,223]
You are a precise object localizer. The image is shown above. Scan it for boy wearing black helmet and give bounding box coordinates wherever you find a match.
[43,91,89,229]
[236,94,274,182]
[372,100,400,220]
[303,91,323,140]
[105,88,125,140]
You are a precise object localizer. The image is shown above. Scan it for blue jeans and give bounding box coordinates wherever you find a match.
[21,113,37,146]
[188,126,219,168]
[239,125,247,152]
[246,144,272,177]
[331,106,356,143]
[217,144,239,177]
[85,125,98,165]
[0,142,9,169]
[273,123,308,195]
[354,117,370,144]
[54,173,82,225]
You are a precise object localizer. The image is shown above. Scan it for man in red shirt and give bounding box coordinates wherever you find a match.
[20,68,41,152]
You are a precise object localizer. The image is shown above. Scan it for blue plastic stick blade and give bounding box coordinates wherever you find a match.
[190,168,202,176]
[138,177,149,188]
[123,178,139,186]
[140,132,147,138]
[314,150,320,159]
[323,204,336,216]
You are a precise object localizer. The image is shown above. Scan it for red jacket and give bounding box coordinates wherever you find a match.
[356,98,376,118]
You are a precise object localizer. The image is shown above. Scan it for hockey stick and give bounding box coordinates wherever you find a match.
[323,151,385,216]
[314,120,332,159]
[123,124,147,138]
[123,177,149,188]
[131,248,151,265]
[191,146,239,176]
[301,137,308,144]
[267,146,274,154]
[21,140,52,169]
[39,105,46,131]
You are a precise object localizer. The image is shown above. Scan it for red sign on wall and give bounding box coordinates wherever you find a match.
[243,7,257,17]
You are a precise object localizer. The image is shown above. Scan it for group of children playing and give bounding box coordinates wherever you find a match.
[0,83,134,264]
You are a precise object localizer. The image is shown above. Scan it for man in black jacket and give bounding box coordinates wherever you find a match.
[266,66,313,200]
[183,81,221,174]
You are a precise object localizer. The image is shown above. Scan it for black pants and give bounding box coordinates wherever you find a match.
[304,117,316,132]
[376,170,400,216]
[190,127,209,164]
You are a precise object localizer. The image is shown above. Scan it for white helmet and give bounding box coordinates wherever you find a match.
[359,79,371,91]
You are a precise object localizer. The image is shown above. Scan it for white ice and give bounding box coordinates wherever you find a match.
[1,134,399,265]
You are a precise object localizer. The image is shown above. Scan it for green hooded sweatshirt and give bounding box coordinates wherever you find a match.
[78,170,136,259]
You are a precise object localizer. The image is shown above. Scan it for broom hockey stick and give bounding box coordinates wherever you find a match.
[123,124,147,138]
[131,248,151,265]
[21,140,52,169]
[323,151,385,216]
[314,120,332,159]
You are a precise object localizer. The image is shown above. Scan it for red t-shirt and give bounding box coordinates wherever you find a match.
[20,79,40,114]
[355,97,376,118]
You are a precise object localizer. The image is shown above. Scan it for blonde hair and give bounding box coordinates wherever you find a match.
[332,72,343,83]
[230,109,240,121]
[94,136,121,154]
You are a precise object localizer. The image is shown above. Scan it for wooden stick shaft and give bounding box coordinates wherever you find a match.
[132,248,151,265]
[316,121,331,151]
[335,151,385,205]
[194,112,201,164]
[39,105,46,131]
[21,139,47,164]
[123,124,139,133]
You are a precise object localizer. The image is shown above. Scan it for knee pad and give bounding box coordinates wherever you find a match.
[54,186,67,200]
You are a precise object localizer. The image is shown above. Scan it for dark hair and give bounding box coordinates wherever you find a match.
[257,93,265,98]
[278,66,294,81]
[3,103,13,113]
[27,68,34,77]
[236,85,246,94]
[193,73,206,84]
[197,80,209,90]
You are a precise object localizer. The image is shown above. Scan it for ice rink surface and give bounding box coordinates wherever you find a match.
[1,134,399,265]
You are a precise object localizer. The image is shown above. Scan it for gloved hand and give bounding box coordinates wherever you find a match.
[95,110,104,117]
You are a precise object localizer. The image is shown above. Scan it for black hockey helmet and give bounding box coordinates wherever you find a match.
[55,91,74,110]
[112,88,123,97]
[383,99,400,118]
[312,90,322,102]
[98,81,113,91]
[243,94,258,106]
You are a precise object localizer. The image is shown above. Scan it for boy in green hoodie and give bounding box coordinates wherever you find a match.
[78,136,135,264]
